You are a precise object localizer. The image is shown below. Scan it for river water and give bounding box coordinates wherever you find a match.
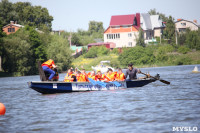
[0,65,200,133]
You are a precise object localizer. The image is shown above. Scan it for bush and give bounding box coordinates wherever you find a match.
[175,56,191,65]
[84,46,109,58]
[111,48,119,54]
[178,46,190,54]
[118,46,155,66]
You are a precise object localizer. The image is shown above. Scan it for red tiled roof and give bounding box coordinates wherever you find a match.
[109,14,135,26]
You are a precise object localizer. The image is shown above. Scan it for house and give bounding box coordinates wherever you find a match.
[88,42,116,50]
[3,21,24,35]
[104,13,140,48]
[175,19,200,33]
[140,13,165,43]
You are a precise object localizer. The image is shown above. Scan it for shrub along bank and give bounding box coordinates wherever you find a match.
[73,45,200,71]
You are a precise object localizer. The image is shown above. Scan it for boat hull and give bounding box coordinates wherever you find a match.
[28,79,156,94]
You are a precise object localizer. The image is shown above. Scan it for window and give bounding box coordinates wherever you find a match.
[8,28,15,32]
[122,25,130,28]
[128,33,132,37]
[107,34,109,39]
[128,42,132,47]
[181,23,186,26]
[112,26,120,29]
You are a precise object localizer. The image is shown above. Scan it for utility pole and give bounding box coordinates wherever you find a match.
[175,30,178,45]
[68,32,72,47]
[160,33,162,44]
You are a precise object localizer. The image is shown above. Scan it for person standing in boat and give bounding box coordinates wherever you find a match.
[125,64,141,80]
[42,59,57,81]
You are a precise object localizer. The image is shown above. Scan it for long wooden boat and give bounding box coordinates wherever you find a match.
[28,78,156,94]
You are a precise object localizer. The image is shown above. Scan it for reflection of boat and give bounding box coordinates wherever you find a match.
[28,78,156,94]
[91,61,115,73]
[192,66,200,73]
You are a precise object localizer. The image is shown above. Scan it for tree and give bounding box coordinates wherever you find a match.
[0,20,5,56]
[185,30,200,50]
[0,0,16,26]
[88,21,104,35]
[71,33,82,46]
[47,35,72,71]
[136,28,145,47]
[2,28,34,75]
[164,16,175,44]
[118,46,155,66]
[0,0,53,31]
[148,8,168,22]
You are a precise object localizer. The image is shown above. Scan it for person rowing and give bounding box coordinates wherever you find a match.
[42,59,57,81]
[125,64,141,80]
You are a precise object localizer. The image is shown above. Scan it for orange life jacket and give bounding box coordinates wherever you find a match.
[106,72,116,81]
[88,75,96,80]
[77,74,87,82]
[116,73,125,81]
[96,74,106,81]
[42,59,55,68]
[64,73,75,82]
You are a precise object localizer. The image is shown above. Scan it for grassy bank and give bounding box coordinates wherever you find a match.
[72,51,200,70]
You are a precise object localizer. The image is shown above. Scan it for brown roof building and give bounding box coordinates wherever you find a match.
[3,21,24,35]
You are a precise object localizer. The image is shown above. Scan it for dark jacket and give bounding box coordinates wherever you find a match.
[125,68,138,80]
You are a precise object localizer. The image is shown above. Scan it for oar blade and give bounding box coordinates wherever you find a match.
[88,78,97,85]
[112,81,121,87]
[159,79,170,85]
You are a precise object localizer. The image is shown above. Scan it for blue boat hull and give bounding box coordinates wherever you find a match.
[28,79,156,94]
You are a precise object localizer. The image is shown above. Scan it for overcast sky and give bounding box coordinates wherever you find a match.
[9,0,200,31]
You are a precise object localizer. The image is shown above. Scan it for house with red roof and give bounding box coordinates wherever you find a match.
[104,13,140,48]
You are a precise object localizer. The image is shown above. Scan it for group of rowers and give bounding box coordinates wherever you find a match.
[42,59,141,82]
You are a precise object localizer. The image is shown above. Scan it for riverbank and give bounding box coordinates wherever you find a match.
[1,51,199,77]
[72,51,200,71]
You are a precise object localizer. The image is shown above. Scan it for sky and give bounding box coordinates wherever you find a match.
[9,0,200,31]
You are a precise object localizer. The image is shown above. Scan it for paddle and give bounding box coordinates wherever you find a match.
[88,78,107,87]
[140,72,170,85]
[109,81,121,87]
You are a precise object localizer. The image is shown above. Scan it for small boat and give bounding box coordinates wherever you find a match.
[28,78,156,94]
[92,61,115,73]
[192,66,200,73]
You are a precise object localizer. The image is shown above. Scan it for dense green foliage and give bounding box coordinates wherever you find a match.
[178,46,190,54]
[136,28,145,47]
[178,29,200,50]
[163,16,176,44]
[118,44,198,67]
[0,0,53,31]
[84,46,109,58]
[119,46,155,66]
[46,35,72,71]
[0,0,73,76]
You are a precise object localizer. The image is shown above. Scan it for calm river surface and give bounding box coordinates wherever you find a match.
[0,65,200,133]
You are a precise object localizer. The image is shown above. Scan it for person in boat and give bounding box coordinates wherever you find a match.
[76,71,87,82]
[96,70,107,81]
[105,68,117,82]
[88,70,97,80]
[42,59,57,81]
[81,69,89,82]
[125,64,141,80]
[116,68,126,81]
[64,69,77,82]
